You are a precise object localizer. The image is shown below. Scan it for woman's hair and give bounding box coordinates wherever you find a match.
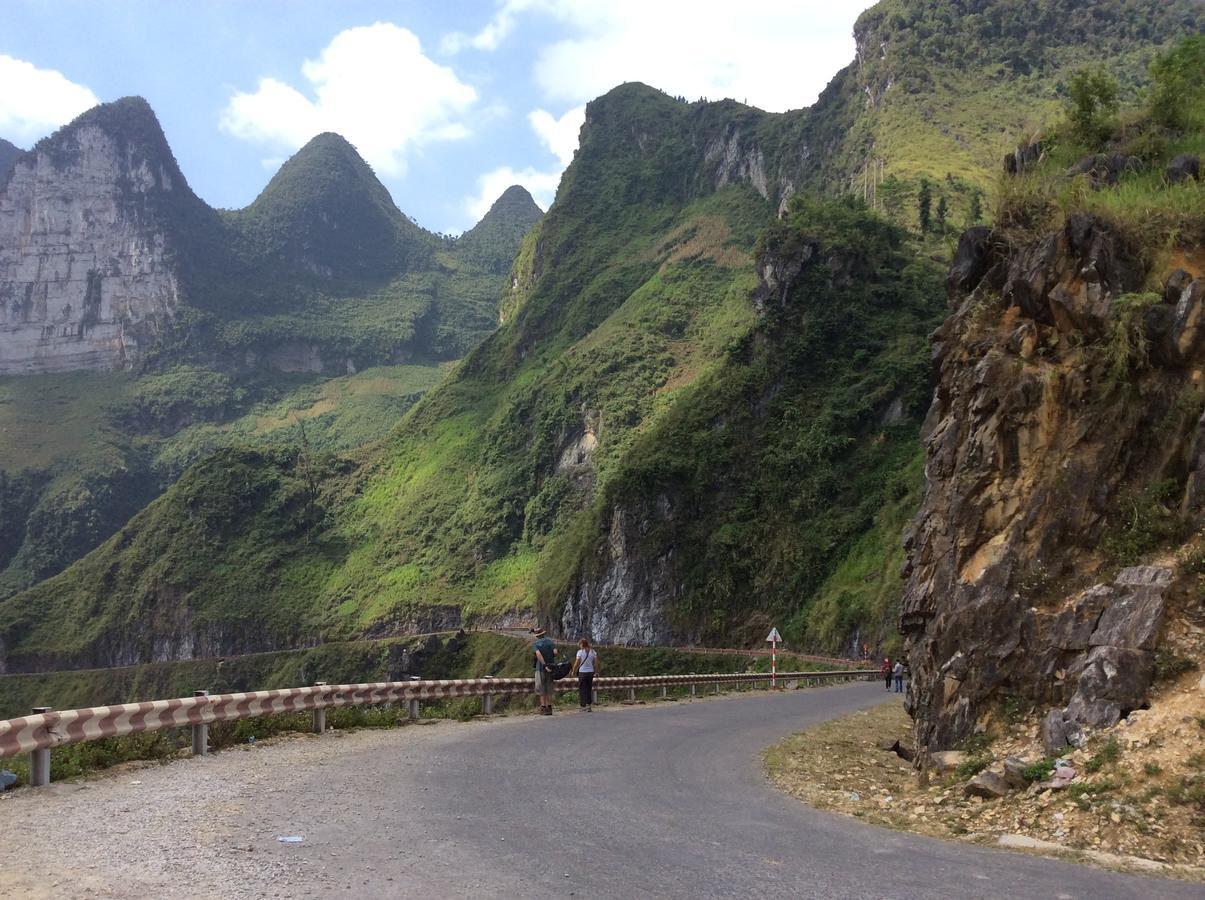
[579,638,592,649]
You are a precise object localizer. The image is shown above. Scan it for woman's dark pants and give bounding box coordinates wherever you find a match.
[578,673,595,708]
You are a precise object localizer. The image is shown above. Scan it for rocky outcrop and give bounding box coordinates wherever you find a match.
[1165,153,1200,184]
[902,216,1204,750]
[558,496,690,646]
[0,99,199,374]
[1065,152,1142,188]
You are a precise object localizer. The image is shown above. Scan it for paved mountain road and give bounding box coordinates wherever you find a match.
[0,683,1197,899]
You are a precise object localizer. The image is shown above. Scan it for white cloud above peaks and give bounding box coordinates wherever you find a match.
[0,55,99,144]
[447,0,861,113]
[528,106,584,166]
[221,23,477,176]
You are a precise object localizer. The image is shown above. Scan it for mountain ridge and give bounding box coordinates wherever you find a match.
[3,0,1203,677]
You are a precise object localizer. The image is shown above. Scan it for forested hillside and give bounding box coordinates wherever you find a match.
[0,100,541,597]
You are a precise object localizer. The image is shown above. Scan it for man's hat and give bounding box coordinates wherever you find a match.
[531,626,547,637]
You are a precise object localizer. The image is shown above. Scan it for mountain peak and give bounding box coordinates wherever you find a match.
[457,185,544,275]
[27,96,176,172]
[237,131,431,280]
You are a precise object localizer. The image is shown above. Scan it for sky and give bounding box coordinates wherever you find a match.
[0,1,872,234]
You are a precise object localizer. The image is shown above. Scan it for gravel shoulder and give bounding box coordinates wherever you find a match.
[765,694,1205,881]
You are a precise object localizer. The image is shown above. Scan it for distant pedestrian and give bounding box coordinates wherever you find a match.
[893,661,904,693]
[881,657,892,691]
[532,627,558,715]
[571,638,599,712]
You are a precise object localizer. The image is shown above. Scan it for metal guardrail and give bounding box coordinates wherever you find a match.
[0,669,876,786]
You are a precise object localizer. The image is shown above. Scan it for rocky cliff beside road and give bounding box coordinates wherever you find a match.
[902,215,1205,751]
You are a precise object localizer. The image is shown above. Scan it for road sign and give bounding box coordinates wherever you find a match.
[766,627,781,688]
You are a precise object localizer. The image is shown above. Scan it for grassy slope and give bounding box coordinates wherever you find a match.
[816,0,1205,232]
[0,364,447,598]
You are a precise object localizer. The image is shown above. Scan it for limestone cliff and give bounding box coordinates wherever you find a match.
[0,98,202,374]
[902,218,1205,750]
[0,138,20,182]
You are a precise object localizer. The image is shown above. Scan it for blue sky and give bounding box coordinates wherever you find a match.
[1,1,870,234]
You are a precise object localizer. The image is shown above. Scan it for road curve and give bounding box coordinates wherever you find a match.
[0,683,1197,899]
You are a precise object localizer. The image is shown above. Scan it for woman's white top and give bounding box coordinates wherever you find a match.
[576,649,597,673]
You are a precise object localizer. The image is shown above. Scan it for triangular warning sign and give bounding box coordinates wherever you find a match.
[766,627,781,643]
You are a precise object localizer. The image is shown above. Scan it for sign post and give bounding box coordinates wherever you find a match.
[766,627,782,689]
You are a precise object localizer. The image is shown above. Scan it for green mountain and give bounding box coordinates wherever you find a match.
[456,185,544,275]
[2,0,1202,674]
[227,132,436,281]
[0,99,541,603]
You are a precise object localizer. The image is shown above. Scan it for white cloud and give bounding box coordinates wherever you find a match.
[464,164,557,224]
[221,23,477,177]
[441,0,537,53]
[0,55,99,144]
[449,0,864,113]
[460,103,582,230]
[528,105,584,167]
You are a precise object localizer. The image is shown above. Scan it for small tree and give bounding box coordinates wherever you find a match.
[1149,34,1205,130]
[935,195,948,233]
[968,190,983,225]
[917,179,932,233]
[1066,67,1119,147]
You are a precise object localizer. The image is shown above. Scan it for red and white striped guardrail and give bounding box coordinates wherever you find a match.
[0,669,877,786]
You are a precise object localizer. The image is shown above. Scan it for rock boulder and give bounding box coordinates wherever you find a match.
[1166,154,1200,184]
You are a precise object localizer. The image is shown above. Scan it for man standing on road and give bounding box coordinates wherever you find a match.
[893,660,905,693]
[880,657,892,691]
[532,627,558,715]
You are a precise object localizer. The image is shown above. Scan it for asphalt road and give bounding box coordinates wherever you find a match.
[2,682,1199,899]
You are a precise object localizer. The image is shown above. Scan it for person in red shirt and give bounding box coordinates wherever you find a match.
[880,657,892,691]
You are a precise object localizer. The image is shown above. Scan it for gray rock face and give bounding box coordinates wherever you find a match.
[901,214,1192,750]
[0,118,183,374]
[1041,709,1069,755]
[558,497,689,645]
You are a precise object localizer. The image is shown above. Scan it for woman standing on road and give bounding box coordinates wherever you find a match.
[572,638,599,712]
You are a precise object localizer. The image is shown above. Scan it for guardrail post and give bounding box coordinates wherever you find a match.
[30,707,51,787]
[591,684,598,706]
[482,676,493,715]
[192,691,209,756]
[689,675,697,698]
[408,675,420,721]
[659,685,667,700]
[627,687,636,702]
[313,682,327,734]
[714,680,720,694]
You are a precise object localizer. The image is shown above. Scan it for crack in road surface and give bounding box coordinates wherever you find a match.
[0,683,1195,898]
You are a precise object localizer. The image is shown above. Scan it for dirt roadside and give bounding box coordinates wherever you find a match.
[764,682,1205,882]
